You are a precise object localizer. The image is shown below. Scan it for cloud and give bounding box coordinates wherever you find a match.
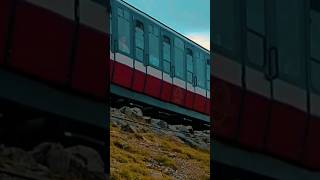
[186,32,210,50]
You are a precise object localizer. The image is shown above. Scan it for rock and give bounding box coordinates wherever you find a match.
[175,132,188,142]
[130,107,143,117]
[111,117,127,128]
[1,147,37,167]
[45,144,71,174]
[121,124,138,133]
[66,145,104,174]
[120,106,143,120]
[168,125,177,131]
[142,116,151,124]
[151,119,167,129]
[168,125,193,134]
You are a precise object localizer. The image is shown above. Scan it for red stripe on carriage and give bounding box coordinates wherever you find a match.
[160,81,172,102]
[303,116,320,170]
[239,92,270,149]
[266,102,307,161]
[11,2,73,84]
[171,85,186,106]
[213,77,241,140]
[112,61,133,89]
[0,0,13,66]
[132,70,145,93]
[185,91,194,109]
[71,25,107,99]
[144,75,161,98]
[193,94,206,113]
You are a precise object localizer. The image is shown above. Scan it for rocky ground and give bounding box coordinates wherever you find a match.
[0,143,106,180]
[110,106,210,180]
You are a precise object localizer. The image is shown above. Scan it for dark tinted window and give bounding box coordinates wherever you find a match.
[163,36,171,73]
[186,48,193,83]
[246,0,265,35]
[195,52,206,88]
[311,10,320,62]
[174,37,184,79]
[311,60,320,93]
[212,0,237,54]
[149,25,160,67]
[117,8,131,54]
[206,59,210,90]
[135,20,144,61]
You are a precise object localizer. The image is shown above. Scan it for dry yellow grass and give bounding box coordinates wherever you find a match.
[110,125,210,180]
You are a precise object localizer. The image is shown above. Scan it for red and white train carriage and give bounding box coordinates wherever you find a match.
[109,0,211,123]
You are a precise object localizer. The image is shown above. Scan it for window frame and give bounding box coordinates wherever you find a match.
[194,51,207,89]
[109,5,114,52]
[173,37,185,80]
[133,16,146,62]
[115,5,132,56]
[206,57,211,90]
[147,23,161,69]
[161,32,173,75]
[185,46,194,84]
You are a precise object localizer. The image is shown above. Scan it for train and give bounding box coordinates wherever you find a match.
[212,0,320,179]
[109,0,211,124]
[0,0,108,166]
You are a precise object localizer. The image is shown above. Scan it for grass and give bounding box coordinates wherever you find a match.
[154,155,177,169]
[110,125,210,179]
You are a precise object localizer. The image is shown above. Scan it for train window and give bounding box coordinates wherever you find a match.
[206,59,210,90]
[148,25,160,67]
[174,37,184,79]
[186,48,193,83]
[311,10,320,62]
[135,20,144,62]
[195,52,206,88]
[162,36,171,73]
[212,0,237,55]
[246,0,265,35]
[117,8,131,54]
[311,60,320,93]
[247,31,264,69]
[275,0,305,86]
[110,11,112,50]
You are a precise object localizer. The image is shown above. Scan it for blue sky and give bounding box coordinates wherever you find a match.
[123,0,210,50]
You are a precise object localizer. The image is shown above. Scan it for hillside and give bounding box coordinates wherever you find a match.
[110,107,210,180]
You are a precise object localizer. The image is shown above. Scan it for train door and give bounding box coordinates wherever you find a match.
[144,23,162,98]
[109,2,114,79]
[112,3,134,88]
[205,56,211,115]
[171,37,186,106]
[303,1,320,169]
[131,15,147,93]
[265,0,308,161]
[184,46,195,109]
[160,31,174,102]
[212,0,243,139]
[309,2,320,119]
[238,0,272,150]
[193,52,207,113]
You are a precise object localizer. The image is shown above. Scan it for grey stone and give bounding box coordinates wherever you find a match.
[130,107,143,117]
[1,147,39,170]
[120,106,144,120]
[121,124,138,133]
[66,145,104,174]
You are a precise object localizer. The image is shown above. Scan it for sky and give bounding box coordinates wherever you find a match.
[123,0,210,50]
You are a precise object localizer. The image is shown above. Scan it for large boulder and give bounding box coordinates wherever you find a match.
[66,145,105,180]
[120,106,143,120]
[167,125,193,135]
[31,143,71,174]
[151,119,167,129]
